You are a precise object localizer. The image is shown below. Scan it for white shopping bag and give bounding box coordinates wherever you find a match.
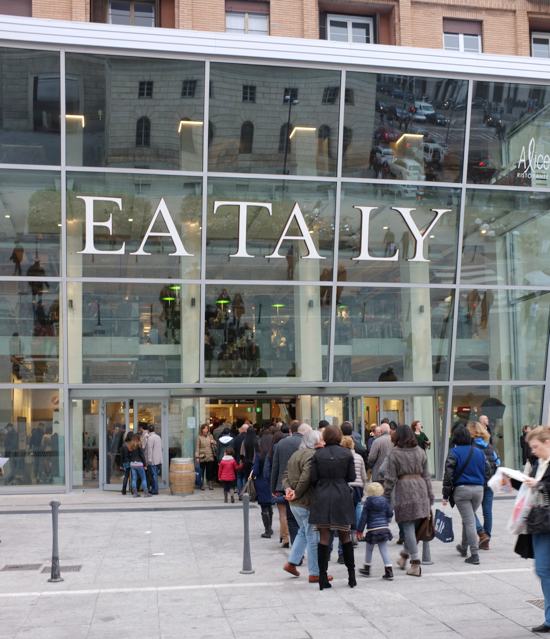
[488,467,514,495]
[507,482,535,535]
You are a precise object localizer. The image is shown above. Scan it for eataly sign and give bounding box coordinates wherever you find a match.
[77,196,450,263]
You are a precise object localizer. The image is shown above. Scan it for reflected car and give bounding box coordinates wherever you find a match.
[389,158,425,181]
[414,101,435,122]
[483,112,504,128]
[468,157,497,183]
[374,126,400,143]
[373,145,394,165]
[426,111,450,126]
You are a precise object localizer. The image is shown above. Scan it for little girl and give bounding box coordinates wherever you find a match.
[217,448,242,503]
[357,482,394,580]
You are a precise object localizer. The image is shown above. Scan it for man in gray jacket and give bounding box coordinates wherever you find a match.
[367,423,393,482]
[271,421,311,546]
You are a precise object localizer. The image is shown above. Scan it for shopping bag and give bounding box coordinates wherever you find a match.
[487,467,513,495]
[508,482,534,535]
[434,508,454,543]
[194,461,202,489]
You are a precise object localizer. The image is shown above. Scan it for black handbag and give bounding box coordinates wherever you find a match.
[526,490,550,534]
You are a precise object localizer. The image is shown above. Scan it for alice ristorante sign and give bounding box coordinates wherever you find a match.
[76,196,450,263]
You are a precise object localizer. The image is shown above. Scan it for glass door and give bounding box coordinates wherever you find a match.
[102,400,129,490]
[134,400,168,489]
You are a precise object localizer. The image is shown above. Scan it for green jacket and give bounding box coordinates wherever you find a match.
[282,447,315,508]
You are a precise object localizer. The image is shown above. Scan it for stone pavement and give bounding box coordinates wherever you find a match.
[0,488,546,639]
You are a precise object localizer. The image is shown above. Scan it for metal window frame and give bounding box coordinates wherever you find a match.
[326,14,374,45]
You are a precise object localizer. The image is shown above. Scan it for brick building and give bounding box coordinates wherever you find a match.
[3,0,550,56]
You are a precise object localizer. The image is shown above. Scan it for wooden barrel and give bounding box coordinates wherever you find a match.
[169,458,195,495]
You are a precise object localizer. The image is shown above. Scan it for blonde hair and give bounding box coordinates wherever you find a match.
[467,421,489,443]
[527,426,550,444]
[341,435,355,450]
[367,482,384,497]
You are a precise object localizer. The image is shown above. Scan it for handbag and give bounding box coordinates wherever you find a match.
[449,446,475,508]
[241,471,257,502]
[526,490,550,534]
[434,508,454,543]
[416,510,435,542]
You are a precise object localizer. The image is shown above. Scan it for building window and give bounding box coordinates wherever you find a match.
[242,85,256,103]
[0,0,31,16]
[108,0,156,27]
[326,14,373,44]
[239,121,254,154]
[138,80,153,98]
[443,19,482,52]
[226,6,269,35]
[283,87,298,103]
[278,122,292,153]
[33,75,61,132]
[532,32,550,58]
[136,116,151,147]
[322,87,339,105]
[345,88,355,105]
[181,80,197,98]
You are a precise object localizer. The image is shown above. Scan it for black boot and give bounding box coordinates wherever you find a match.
[317,544,332,590]
[261,508,272,538]
[342,541,357,588]
[359,564,370,577]
[267,506,274,536]
[383,566,394,581]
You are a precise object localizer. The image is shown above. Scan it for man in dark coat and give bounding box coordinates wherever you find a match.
[271,421,310,545]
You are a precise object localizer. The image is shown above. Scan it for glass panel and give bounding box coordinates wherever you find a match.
[351,22,370,44]
[443,33,460,51]
[204,285,330,381]
[0,281,60,383]
[169,397,199,461]
[451,385,543,469]
[0,170,61,277]
[343,72,468,181]
[226,12,245,32]
[247,13,269,34]
[105,400,127,487]
[532,37,550,58]
[109,0,132,24]
[209,63,340,176]
[468,80,550,186]
[206,178,336,280]
[0,388,64,487]
[0,48,60,165]
[68,282,200,383]
[463,34,481,53]
[66,172,201,279]
[333,287,454,382]
[71,398,99,489]
[454,288,550,381]
[65,54,204,170]
[462,189,550,286]
[339,184,460,284]
[134,1,155,27]
[329,20,349,42]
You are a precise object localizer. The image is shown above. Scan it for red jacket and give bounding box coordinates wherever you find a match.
[218,456,242,481]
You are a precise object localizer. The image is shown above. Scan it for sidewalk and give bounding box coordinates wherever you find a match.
[0,488,545,639]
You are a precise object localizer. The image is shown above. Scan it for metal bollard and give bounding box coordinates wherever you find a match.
[239,493,255,575]
[48,500,64,583]
[422,540,433,565]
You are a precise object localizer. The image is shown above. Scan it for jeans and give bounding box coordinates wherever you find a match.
[149,464,160,494]
[236,471,245,494]
[365,541,392,566]
[454,484,484,554]
[475,486,494,537]
[533,533,550,627]
[402,520,420,560]
[131,465,148,494]
[288,504,319,576]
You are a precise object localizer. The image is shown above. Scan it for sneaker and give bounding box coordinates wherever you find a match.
[456,544,467,558]
[359,565,370,577]
[465,555,480,565]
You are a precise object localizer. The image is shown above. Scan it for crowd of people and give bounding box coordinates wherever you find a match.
[119,424,164,497]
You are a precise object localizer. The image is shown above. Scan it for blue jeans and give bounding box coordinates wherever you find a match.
[288,504,319,577]
[131,465,147,494]
[475,486,494,537]
[533,533,550,628]
[149,464,160,495]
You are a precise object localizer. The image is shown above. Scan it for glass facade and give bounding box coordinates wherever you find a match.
[0,40,549,489]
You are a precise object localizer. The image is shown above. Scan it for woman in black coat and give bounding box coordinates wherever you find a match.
[309,425,356,590]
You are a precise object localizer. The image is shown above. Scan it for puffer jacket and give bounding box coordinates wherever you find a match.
[349,451,367,489]
[473,437,500,479]
[358,495,393,533]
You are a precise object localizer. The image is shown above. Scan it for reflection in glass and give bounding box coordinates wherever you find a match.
[343,72,468,182]
[454,289,550,381]
[205,285,329,381]
[339,184,460,284]
[0,281,60,383]
[469,80,550,186]
[209,64,340,175]
[0,388,64,486]
[206,179,336,281]
[65,54,204,170]
[68,282,200,383]
[333,287,453,382]
[462,189,550,286]
[451,385,543,468]
[0,48,60,165]
[0,170,61,277]
[67,173,201,279]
